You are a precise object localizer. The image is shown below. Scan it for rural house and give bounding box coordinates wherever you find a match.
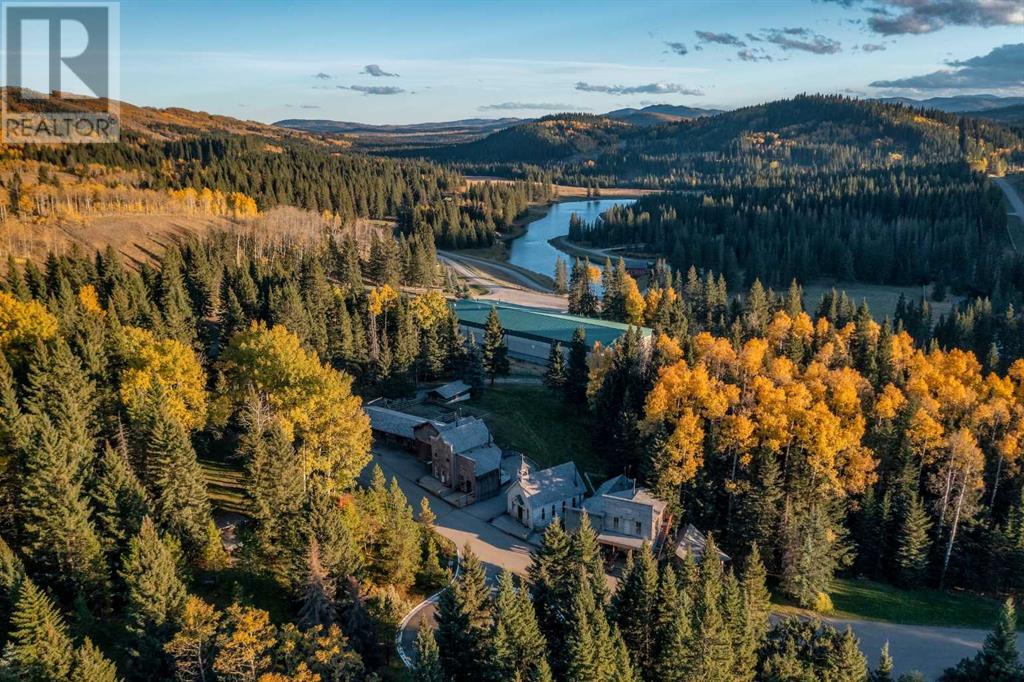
[565,474,669,551]
[506,461,587,531]
[429,416,502,503]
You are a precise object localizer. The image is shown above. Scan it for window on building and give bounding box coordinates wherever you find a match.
[613,516,619,531]
[541,508,545,520]
[635,521,642,536]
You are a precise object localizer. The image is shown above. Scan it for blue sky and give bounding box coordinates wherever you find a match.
[117,0,1024,124]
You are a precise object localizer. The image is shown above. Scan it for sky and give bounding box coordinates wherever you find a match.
[114,0,1024,124]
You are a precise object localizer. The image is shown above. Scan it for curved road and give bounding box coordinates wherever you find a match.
[438,251,567,310]
[992,175,1023,252]
[366,444,1023,679]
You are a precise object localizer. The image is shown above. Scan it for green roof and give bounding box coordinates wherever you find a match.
[452,300,652,349]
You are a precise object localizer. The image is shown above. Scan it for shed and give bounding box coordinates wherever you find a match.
[428,380,473,404]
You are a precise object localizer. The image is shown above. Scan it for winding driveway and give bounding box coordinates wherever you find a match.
[366,446,1023,680]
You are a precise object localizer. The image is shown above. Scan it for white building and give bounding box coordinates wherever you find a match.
[506,461,587,530]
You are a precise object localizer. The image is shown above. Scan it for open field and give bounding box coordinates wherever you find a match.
[463,383,603,476]
[801,279,962,320]
[773,577,1010,630]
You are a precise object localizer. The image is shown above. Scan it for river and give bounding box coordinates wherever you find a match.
[507,198,636,281]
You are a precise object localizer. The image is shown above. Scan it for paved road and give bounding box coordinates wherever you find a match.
[438,251,567,310]
[548,236,651,270]
[366,447,1021,679]
[360,446,535,667]
[992,175,1023,252]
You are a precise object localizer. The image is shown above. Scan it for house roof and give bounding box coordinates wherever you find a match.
[515,461,586,509]
[430,380,472,400]
[590,475,667,516]
[365,405,439,440]
[438,416,491,454]
[452,300,652,349]
[674,524,731,563]
[459,444,502,475]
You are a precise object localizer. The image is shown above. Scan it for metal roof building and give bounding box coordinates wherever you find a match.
[452,300,653,364]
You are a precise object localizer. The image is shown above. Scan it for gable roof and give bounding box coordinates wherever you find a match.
[675,524,731,563]
[430,380,472,400]
[365,404,439,440]
[438,416,491,453]
[515,461,586,508]
[459,444,502,475]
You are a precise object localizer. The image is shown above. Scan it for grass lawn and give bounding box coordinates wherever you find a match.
[200,458,249,515]
[464,383,604,476]
[773,577,1008,630]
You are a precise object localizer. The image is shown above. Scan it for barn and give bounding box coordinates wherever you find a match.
[452,300,653,365]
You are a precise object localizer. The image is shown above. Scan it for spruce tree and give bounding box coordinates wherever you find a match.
[564,327,589,406]
[18,415,108,602]
[741,543,772,646]
[121,516,188,675]
[71,638,120,682]
[529,520,574,675]
[412,623,443,682]
[869,642,895,682]
[827,626,869,682]
[144,409,214,556]
[941,598,1023,681]
[435,546,492,682]
[3,579,75,681]
[613,543,658,673]
[543,342,567,393]
[571,511,609,606]
[554,257,568,295]
[482,307,510,385]
[691,535,734,681]
[491,570,548,680]
[91,439,150,561]
[895,493,932,588]
[298,539,336,630]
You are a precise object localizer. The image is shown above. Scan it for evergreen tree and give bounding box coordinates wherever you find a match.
[1,579,75,681]
[691,535,734,681]
[490,570,548,680]
[554,258,569,295]
[529,520,574,675]
[941,598,1023,681]
[71,638,120,682]
[870,642,895,682]
[543,342,567,393]
[564,327,589,406]
[828,627,869,682]
[144,408,214,556]
[412,623,443,682]
[91,438,150,562]
[435,546,492,682]
[571,511,609,606]
[121,516,188,675]
[18,415,108,603]
[298,539,336,630]
[894,494,932,588]
[653,563,694,682]
[482,307,510,385]
[740,543,772,653]
[613,543,658,674]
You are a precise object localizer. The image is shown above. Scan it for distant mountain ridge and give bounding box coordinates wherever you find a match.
[603,104,722,126]
[873,94,1024,113]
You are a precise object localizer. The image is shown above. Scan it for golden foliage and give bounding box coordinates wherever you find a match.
[221,322,371,489]
[0,290,58,356]
[118,326,208,431]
